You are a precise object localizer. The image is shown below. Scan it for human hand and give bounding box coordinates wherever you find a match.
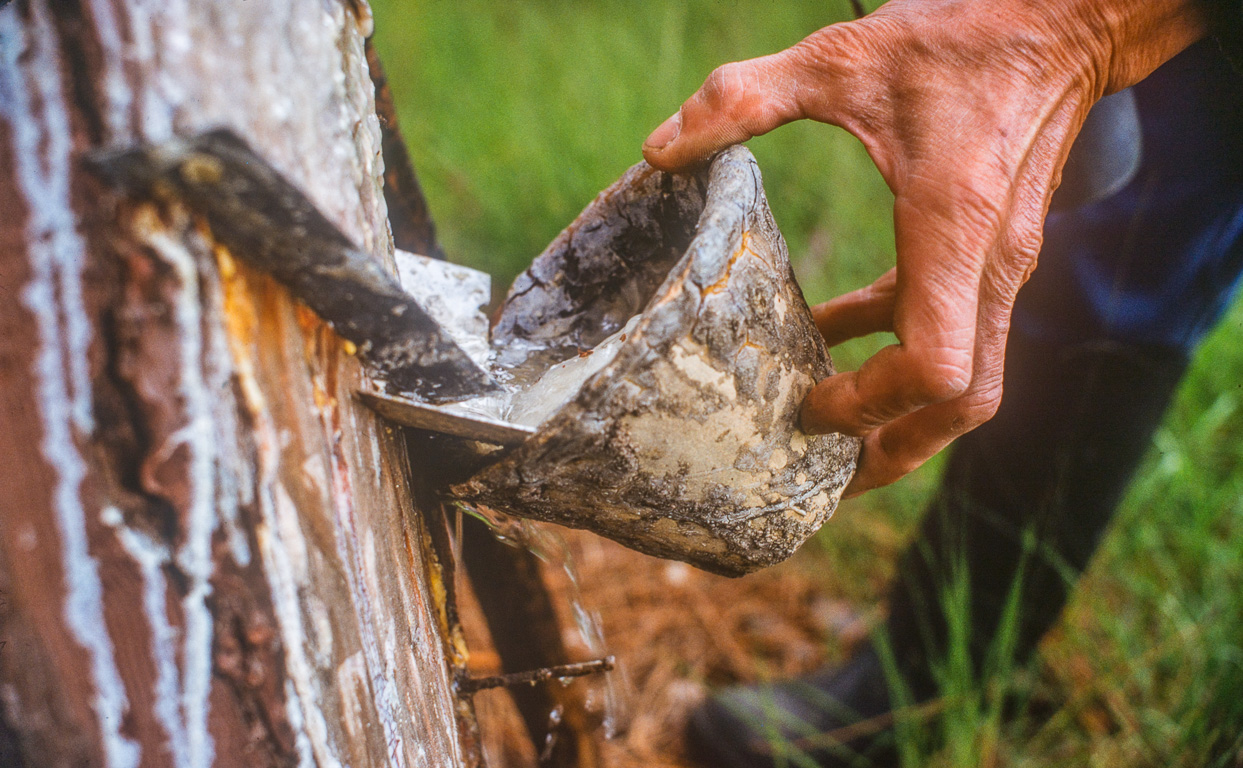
[643,0,1205,495]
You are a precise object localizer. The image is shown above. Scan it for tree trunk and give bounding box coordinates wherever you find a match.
[0,1,468,766]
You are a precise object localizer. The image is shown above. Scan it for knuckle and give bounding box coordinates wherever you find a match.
[787,23,888,125]
[946,384,1003,434]
[788,26,852,76]
[905,348,973,404]
[972,389,1003,422]
[797,17,897,71]
[1008,227,1044,267]
[1015,232,1042,262]
[703,62,750,110]
[972,377,1005,418]
[702,60,794,132]
[962,393,1001,428]
[947,179,1006,237]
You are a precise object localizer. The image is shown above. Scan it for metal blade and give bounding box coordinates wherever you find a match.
[356,387,534,446]
[86,128,500,402]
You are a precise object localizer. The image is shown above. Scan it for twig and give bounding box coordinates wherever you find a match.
[456,656,616,694]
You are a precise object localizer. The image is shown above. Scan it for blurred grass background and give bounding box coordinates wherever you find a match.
[370,1,1243,764]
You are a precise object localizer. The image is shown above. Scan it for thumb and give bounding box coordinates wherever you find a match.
[643,51,805,171]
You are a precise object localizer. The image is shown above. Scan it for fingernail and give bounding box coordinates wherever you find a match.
[644,111,681,151]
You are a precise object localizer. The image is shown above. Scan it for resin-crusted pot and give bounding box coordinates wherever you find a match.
[453,146,860,576]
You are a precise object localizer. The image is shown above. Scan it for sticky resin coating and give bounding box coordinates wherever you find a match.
[452,147,861,576]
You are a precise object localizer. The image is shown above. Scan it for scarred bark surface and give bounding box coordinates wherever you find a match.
[0,1,465,766]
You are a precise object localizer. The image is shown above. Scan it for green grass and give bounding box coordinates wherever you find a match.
[370,2,1243,765]
[1031,303,1243,767]
[370,0,894,364]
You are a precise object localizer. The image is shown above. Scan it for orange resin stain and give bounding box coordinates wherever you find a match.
[701,230,753,297]
[215,244,270,417]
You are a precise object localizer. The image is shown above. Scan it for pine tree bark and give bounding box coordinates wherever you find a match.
[0,1,468,766]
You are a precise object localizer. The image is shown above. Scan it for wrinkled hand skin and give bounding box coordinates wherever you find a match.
[643,0,1207,496]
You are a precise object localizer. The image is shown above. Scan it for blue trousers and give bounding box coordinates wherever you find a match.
[885,39,1243,684]
[1020,39,1243,351]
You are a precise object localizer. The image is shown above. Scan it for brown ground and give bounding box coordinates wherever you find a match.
[453,500,1221,767]
[459,525,884,768]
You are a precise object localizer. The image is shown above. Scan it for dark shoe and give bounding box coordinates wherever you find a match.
[686,645,901,768]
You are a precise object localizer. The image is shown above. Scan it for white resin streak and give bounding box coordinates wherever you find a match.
[105,509,191,768]
[200,251,253,569]
[322,401,409,767]
[90,0,253,754]
[141,228,219,768]
[0,7,139,768]
[259,445,340,768]
[83,0,133,140]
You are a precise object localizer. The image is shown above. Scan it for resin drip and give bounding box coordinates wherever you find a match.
[464,503,631,740]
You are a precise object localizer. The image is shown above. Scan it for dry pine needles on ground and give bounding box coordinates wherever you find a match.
[458,525,874,768]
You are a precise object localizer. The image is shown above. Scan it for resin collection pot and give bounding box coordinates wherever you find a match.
[449,146,860,576]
